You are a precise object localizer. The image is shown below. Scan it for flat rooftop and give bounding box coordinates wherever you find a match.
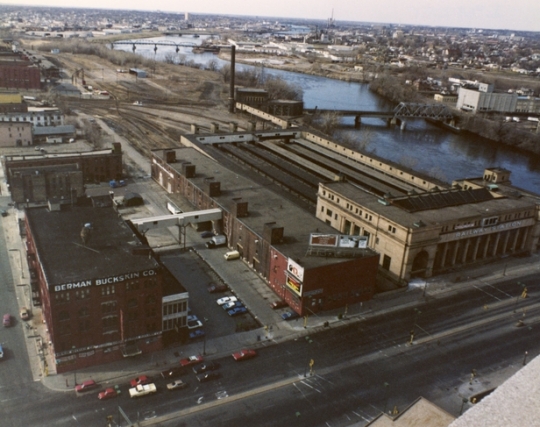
[154,147,376,269]
[27,205,159,287]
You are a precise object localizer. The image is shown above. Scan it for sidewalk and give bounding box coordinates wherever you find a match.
[37,246,538,392]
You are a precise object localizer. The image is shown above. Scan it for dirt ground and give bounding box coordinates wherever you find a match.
[20,38,249,160]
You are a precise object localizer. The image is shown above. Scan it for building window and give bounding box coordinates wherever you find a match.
[126,281,140,291]
[128,298,138,308]
[388,225,396,234]
[75,289,90,299]
[102,315,118,332]
[382,255,391,271]
[101,301,117,313]
[79,319,90,332]
[146,295,156,304]
[58,310,70,321]
[326,208,332,217]
[78,307,89,317]
[101,285,115,296]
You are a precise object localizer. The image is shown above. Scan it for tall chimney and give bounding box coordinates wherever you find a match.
[229,45,236,113]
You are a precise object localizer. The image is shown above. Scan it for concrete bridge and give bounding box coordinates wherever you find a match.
[304,102,456,129]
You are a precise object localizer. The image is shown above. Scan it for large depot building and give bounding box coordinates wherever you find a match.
[318,168,540,287]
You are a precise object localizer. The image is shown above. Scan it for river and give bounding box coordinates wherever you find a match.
[114,36,540,194]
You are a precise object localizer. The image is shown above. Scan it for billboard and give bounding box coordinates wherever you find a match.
[286,275,302,296]
[287,258,304,282]
[310,233,368,248]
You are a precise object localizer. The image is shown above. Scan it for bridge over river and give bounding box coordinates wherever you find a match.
[304,102,456,129]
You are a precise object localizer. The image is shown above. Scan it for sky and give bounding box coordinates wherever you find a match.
[2,0,539,32]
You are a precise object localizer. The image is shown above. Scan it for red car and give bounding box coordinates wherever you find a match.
[75,379,99,392]
[98,388,118,400]
[179,355,204,367]
[130,375,151,387]
[232,349,257,361]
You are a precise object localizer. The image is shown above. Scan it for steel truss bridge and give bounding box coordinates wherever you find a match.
[304,102,456,126]
[110,40,198,52]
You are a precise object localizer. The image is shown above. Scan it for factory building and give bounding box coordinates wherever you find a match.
[24,203,190,373]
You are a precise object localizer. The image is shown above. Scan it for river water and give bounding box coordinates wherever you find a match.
[114,36,540,194]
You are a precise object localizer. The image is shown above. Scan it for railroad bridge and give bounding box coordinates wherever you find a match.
[111,40,198,54]
[304,102,456,129]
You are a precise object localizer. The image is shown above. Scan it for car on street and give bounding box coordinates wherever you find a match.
[200,231,215,238]
[161,367,185,379]
[179,354,204,367]
[192,361,219,374]
[207,283,228,293]
[281,311,300,321]
[0,209,7,217]
[187,314,199,322]
[98,388,119,400]
[222,301,244,311]
[3,314,11,327]
[232,349,257,361]
[271,300,288,309]
[189,329,205,339]
[227,306,248,316]
[19,307,30,320]
[187,319,203,329]
[196,371,220,383]
[75,379,99,392]
[166,379,188,390]
[216,296,238,306]
[130,375,151,387]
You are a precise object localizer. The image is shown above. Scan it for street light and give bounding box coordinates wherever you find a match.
[9,248,24,279]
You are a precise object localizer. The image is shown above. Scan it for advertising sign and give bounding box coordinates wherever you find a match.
[310,233,338,247]
[287,258,304,282]
[339,235,368,248]
[286,275,302,296]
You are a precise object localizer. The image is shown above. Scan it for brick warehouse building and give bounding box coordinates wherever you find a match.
[25,204,188,373]
[2,143,123,205]
[0,63,41,90]
[151,147,379,316]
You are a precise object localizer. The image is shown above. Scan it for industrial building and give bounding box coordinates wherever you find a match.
[2,143,123,205]
[24,203,188,373]
[151,146,380,315]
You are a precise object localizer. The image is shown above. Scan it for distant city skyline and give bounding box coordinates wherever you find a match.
[1,0,538,32]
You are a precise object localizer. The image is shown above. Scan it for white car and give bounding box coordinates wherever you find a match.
[187,319,203,329]
[216,296,238,306]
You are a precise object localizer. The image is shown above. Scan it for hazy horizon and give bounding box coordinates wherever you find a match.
[0,0,538,33]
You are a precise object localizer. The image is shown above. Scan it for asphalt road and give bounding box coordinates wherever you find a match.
[2,269,539,427]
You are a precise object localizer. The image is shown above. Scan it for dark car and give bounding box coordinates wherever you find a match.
[281,311,300,321]
[193,361,219,374]
[0,210,7,217]
[207,283,228,294]
[222,301,244,311]
[161,367,185,379]
[227,306,248,317]
[196,371,220,383]
[200,231,215,238]
[189,329,205,339]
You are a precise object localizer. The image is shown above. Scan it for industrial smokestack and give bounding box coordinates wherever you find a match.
[229,45,236,113]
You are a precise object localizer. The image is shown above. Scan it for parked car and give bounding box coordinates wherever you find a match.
[19,307,30,320]
[193,361,219,374]
[167,379,188,390]
[207,283,228,293]
[75,379,99,392]
[188,319,203,329]
[232,349,257,361]
[130,375,151,387]
[200,231,215,238]
[189,329,205,339]
[222,301,244,311]
[187,314,199,322]
[3,314,11,327]
[196,371,220,383]
[179,354,204,367]
[227,307,248,317]
[161,367,185,379]
[224,250,240,260]
[271,300,288,310]
[0,209,7,217]
[216,296,238,306]
[98,388,119,400]
[281,311,300,321]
